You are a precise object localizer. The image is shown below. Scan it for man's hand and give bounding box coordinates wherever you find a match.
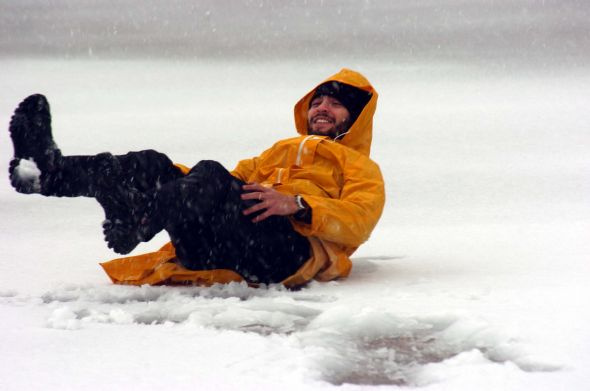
[241,182,299,223]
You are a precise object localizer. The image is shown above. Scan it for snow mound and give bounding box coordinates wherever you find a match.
[26,283,561,387]
[40,282,328,334]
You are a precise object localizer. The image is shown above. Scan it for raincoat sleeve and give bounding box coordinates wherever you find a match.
[230,144,275,181]
[294,155,385,248]
[230,156,259,182]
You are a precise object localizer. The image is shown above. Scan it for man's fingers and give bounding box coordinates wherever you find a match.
[242,183,266,192]
[241,191,263,201]
[251,210,272,223]
[243,200,267,216]
[241,183,290,221]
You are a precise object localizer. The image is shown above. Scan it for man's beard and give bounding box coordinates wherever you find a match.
[307,118,351,139]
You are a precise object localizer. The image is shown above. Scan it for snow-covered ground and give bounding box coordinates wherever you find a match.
[1,58,588,390]
[1,0,590,389]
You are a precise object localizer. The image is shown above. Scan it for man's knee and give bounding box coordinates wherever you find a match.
[112,150,181,191]
[189,160,227,176]
[173,160,241,212]
[121,150,173,170]
[189,160,244,196]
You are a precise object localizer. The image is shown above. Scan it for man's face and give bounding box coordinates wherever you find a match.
[307,95,351,138]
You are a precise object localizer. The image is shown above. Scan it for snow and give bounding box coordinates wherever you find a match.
[2,60,588,391]
[12,158,42,192]
[1,1,590,390]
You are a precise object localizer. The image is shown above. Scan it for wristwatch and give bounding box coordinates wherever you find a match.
[293,194,311,223]
[294,194,306,211]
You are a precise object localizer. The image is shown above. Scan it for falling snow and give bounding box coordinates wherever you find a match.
[1,1,590,390]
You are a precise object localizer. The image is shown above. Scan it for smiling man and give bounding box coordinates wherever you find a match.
[8,68,385,288]
[307,81,369,139]
[308,94,350,137]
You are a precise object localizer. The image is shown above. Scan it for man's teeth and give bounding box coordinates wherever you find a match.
[316,118,332,123]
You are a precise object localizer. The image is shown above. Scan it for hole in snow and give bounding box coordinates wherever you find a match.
[298,308,561,386]
[311,331,459,386]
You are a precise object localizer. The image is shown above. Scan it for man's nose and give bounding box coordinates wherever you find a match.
[317,100,330,111]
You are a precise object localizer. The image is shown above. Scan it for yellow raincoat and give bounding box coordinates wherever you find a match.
[101,68,385,288]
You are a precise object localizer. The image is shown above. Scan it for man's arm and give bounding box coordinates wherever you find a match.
[230,156,260,182]
[241,156,385,248]
[293,158,385,248]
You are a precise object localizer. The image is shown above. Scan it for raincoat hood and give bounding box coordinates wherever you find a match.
[294,68,378,156]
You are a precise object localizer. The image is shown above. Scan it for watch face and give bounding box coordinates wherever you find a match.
[296,195,305,210]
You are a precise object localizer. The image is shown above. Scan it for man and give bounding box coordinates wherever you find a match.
[8,68,385,288]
